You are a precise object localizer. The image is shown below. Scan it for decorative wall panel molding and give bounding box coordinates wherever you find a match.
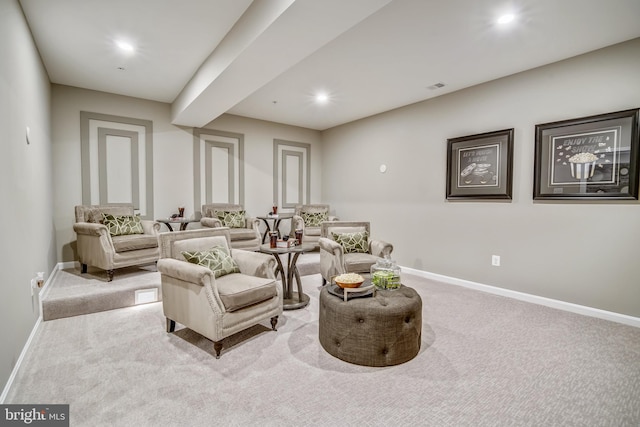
[193,128,244,214]
[80,112,154,219]
[273,139,310,209]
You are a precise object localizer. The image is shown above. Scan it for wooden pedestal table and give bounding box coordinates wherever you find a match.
[156,218,199,231]
[259,243,314,310]
[257,213,294,243]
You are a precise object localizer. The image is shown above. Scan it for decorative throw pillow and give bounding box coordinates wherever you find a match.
[332,231,369,254]
[214,210,246,228]
[301,211,328,227]
[102,213,144,236]
[182,246,240,278]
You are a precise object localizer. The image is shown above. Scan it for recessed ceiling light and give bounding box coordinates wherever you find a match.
[315,93,329,103]
[116,40,134,53]
[497,13,516,25]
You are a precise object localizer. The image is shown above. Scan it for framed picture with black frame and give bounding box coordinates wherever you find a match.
[533,108,639,200]
[446,128,514,200]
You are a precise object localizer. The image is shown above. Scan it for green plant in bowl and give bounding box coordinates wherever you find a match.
[372,270,401,290]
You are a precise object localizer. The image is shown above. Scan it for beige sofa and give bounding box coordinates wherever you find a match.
[157,228,282,358]
[73,204,160,281]
[318,221,393,285]
[200,203,261,251]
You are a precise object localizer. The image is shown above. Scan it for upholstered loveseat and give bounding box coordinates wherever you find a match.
[200,203,261,251]
[73,204,160,281]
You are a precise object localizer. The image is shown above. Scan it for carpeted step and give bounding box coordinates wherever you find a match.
[42,254,321,320]
[42,265,162,321]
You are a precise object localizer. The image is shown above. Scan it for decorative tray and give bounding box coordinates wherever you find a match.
[327,281,375,301]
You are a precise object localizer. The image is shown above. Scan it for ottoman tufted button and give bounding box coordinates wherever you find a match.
[319,285,422,367]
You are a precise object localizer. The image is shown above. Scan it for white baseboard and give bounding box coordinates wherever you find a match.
[37,261,72,302]
[402,266,640,328]
[0,317,42,404]
[59,261,77,270]
[0,262,66,403]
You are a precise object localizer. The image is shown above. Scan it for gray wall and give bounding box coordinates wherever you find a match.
[0,0,55,391]
[52,86,322,263]
[321,38,640,317]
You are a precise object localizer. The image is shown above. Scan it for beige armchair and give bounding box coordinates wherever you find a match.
[318,221,393,285]
[73,204,160,281]
[291,204,339,248]
[200,203,261,251]
[157,228,282,358]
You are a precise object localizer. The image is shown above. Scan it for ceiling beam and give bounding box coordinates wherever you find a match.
[170,0,392,128]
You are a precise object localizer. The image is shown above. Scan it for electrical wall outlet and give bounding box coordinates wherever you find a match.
[30,272,45,296]
[492,255,501,266]
[36,272,44,288]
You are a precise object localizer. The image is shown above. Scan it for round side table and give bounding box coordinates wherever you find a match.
[156,218,198,231]
[259,243,314,310]
[257,213,294,243]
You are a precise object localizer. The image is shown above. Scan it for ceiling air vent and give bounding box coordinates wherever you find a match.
[427,82,446,90]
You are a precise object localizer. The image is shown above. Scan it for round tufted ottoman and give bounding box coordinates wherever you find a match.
[319,285,422,367]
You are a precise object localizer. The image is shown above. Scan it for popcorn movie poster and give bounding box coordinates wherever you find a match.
[549,128,624,186]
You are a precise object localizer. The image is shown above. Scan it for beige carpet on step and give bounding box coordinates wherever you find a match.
[41,253,321,321]
[6,272,640,426]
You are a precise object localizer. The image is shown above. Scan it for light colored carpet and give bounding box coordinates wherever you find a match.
[7,272,640,426]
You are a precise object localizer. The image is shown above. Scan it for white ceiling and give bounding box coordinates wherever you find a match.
[20,0,640,131]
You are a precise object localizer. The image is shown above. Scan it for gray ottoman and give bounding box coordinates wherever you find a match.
[319,285,422,367]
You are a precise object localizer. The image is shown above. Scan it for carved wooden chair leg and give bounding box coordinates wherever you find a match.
[270,315,279,331]
[166,318,176,333]
[81,263,88,274]
[322,277,326,286]
[106,270,114,282]
[213,341,223,359]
